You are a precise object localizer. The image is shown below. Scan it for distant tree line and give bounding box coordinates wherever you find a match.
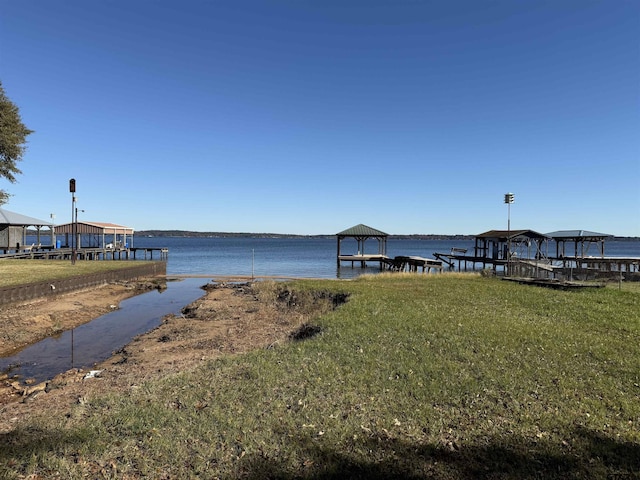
[136,230,477,240]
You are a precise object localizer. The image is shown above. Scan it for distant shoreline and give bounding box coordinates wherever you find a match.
[135,230,639,241]
[136,231,475,240]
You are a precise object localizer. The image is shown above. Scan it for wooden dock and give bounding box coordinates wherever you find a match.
[433,249,639,280]
[433,251,506,272]
[382,256,443,273]
[551,256,640,273]
[338,254,443,273]
[0,246,168,261]
[338,254,388,269]
[503,277,605,290]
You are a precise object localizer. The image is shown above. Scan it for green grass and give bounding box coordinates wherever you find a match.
[2,274,639,479]
[0,259,152,287]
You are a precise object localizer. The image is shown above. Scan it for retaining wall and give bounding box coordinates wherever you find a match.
[0,262,166,305]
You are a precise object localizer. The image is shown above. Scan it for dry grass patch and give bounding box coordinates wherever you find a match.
[0,259,151,287]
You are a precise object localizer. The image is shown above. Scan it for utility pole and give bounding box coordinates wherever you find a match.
[504,192,514,276]
[70,178,76,264]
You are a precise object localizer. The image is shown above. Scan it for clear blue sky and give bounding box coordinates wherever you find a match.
[1,0,638,235]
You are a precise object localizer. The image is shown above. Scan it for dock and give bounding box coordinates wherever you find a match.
[382,256,443,273]
[336,224,443,274]
[338,254,388,269]
[503,277,606,290]
[433,249,639,280]
[0,246,168,261]
[338,254,443,273]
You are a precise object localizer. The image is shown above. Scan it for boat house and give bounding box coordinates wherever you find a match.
[473,229,549,263]
[0,207,54,253]
[54,221,135,249]
[433,229,550,274]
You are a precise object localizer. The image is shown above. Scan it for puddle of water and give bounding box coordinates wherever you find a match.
[0,277,207,384]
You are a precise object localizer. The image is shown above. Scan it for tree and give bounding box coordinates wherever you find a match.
[0,81,33,205]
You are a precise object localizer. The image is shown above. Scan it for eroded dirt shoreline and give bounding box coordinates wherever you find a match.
[0,278,335,433]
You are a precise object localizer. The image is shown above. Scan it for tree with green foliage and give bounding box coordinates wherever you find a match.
[0,81,33,205]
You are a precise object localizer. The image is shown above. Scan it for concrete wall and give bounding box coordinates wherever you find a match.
[0,262,166,305]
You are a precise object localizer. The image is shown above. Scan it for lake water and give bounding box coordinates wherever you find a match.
[130,236,640,279]
[26,234,640,279]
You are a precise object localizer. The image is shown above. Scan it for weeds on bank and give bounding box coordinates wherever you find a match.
[1,274,639,479]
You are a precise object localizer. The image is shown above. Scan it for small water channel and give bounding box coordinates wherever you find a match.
[0,277,207,384]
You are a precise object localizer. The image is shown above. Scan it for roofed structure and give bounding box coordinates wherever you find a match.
[0,207,54,251]
[474,229,549,262]
[336,224,388,267]
[55,221,134,249]
[337,224,388,238]
[0,208,53,227]
[545,230,612,258]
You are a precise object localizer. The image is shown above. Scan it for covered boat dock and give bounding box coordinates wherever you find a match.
[336,224,389,269]
[434,229,550,275]
[336,224,443,273]
[0,208,54,253]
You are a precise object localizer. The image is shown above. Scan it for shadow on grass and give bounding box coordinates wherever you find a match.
[239,427,640,480]
[1,425,638,479]
[0,425,92,473]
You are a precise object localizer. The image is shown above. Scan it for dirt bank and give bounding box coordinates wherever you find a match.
[0,279,165,358]
[0,279,336,433]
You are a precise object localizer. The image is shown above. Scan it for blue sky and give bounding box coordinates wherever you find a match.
[1,0,638,235]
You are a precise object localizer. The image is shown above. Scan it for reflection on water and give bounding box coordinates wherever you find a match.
[0,278,206,384]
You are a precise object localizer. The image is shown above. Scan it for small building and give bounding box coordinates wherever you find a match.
[54,221,134,249]
[0,207,54,252]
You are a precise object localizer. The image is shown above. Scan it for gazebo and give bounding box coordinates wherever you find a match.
[0,207,54,253]
[54,221,134,249]
[336,224,388,268]
[545,230,612,259]
[474,229,550,261]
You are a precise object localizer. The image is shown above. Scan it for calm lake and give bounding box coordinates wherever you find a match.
[129,236,640,279]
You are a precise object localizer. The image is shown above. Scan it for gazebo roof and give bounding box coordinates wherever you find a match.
[476,229,549,241]
[545,230,611,240]
[0,207,53,227]
[337,224,388,237]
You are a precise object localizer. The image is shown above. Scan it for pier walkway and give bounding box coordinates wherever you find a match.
[0,246,168,262]
[338,254,443,273]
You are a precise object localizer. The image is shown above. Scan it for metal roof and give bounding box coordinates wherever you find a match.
[337,224,389,237]
[0,207,53,227]
[476,229,549,240]
[545,230,611,240]
[55,221,134,235]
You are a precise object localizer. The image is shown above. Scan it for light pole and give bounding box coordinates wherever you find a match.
[50,213,56,248]
[75,208,84,250]
[504,192,514,276]
[70,179,76,264]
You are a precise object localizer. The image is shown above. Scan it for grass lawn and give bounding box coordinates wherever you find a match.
[1,273,639,479]
[0,259,152,287]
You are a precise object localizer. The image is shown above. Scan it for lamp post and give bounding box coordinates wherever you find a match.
[75,208,84,250]
[70,179,76,264]
[50,213,56,248]
[504,192,515,276]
